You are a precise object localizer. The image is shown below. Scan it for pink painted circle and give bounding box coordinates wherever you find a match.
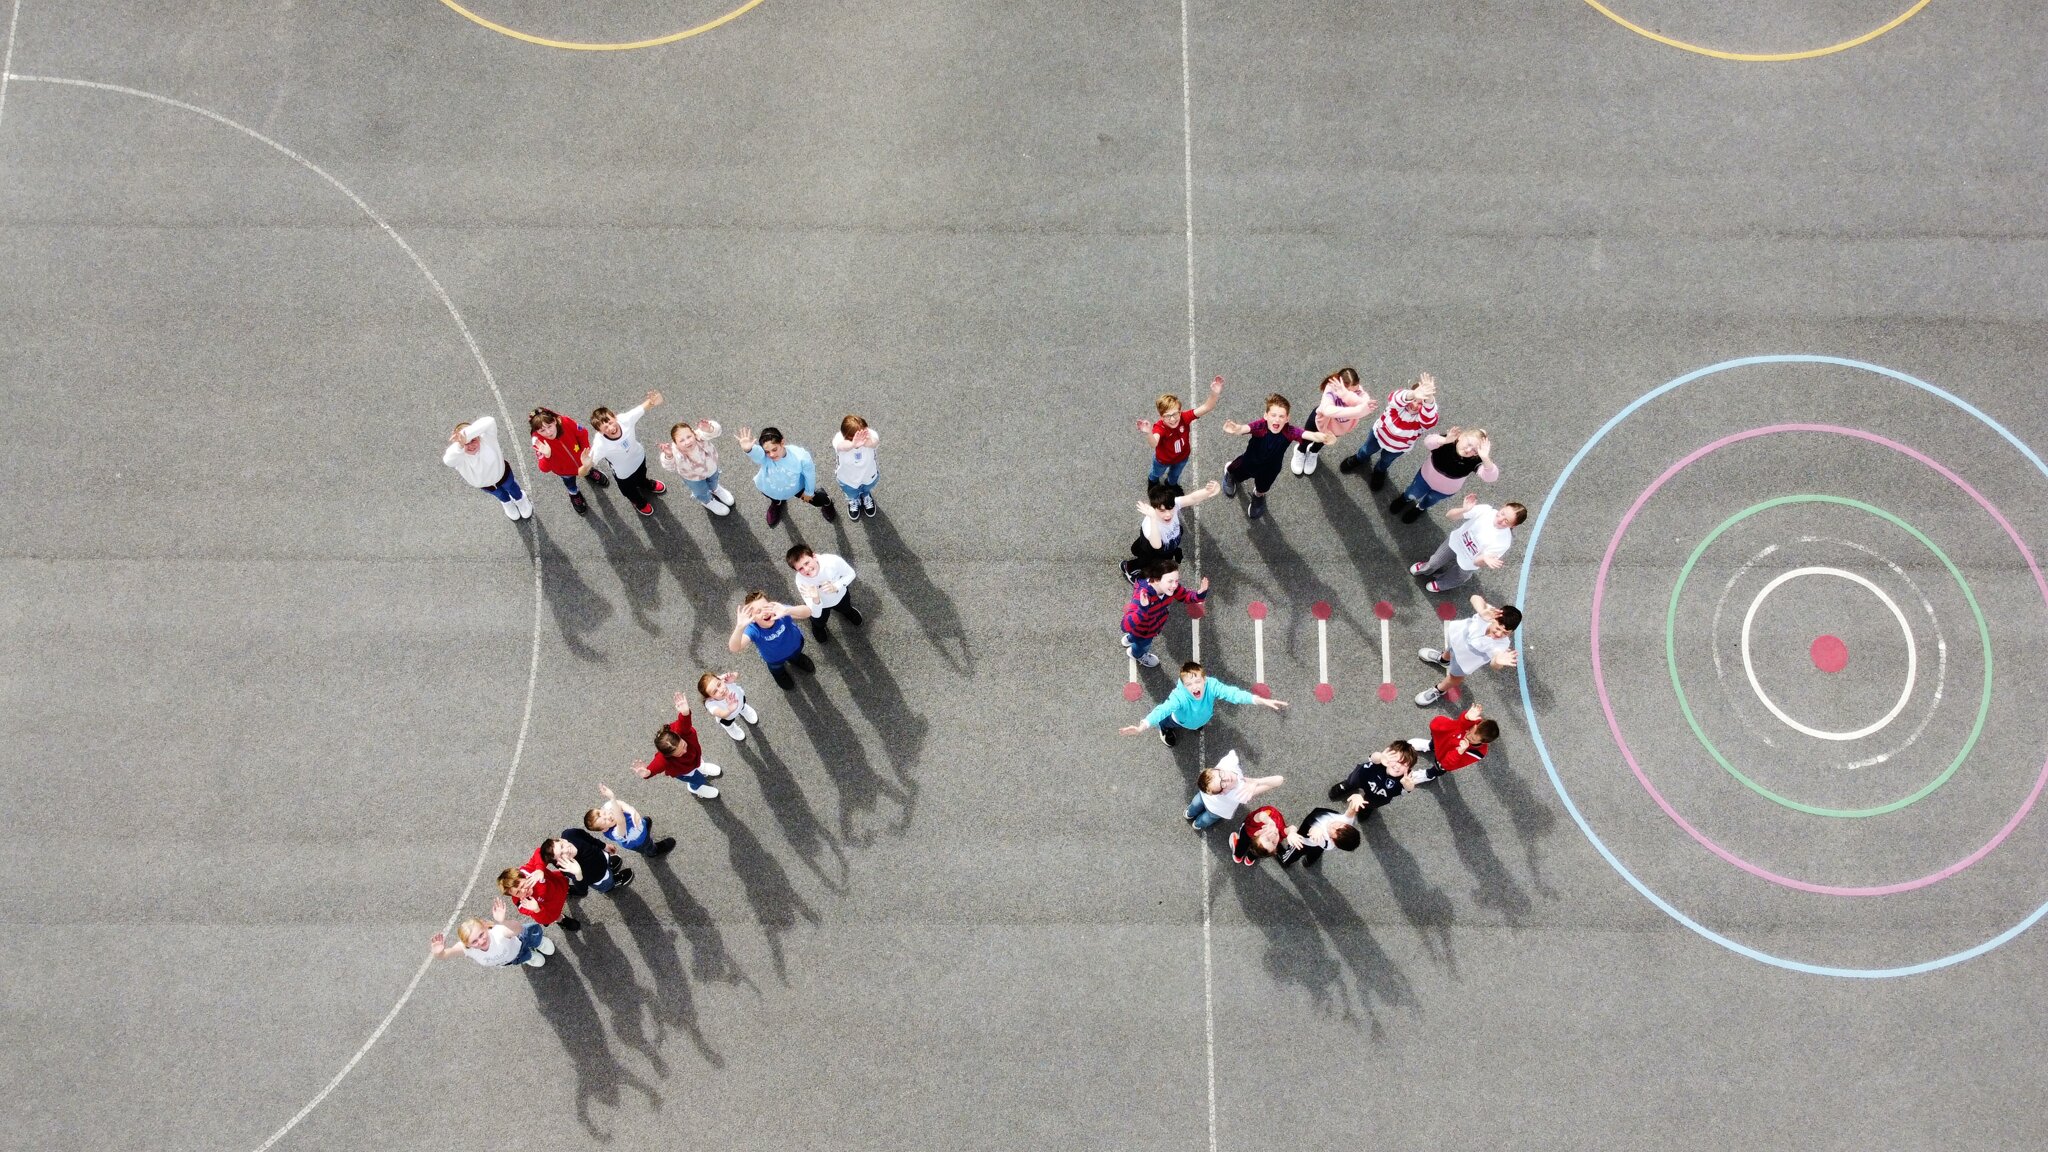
[1185,601,1205,620]
[1811,634,1849,673]
[1373,600,1395,621]
[1252,682,1272,699]
[1247,601,1268,621]
[1314,683,1335,703]
[1377,683,1398,702]
[1122,682,1143,702]
[1435,601,1459,621]
[1311,600,1332,621]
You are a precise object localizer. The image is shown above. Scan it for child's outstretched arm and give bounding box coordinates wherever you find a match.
[1190,375,1225,417]
[1177,480,1224,509]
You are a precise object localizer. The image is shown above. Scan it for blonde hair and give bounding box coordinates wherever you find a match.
[496,867,524,896]
[1155,393,1182,416]
[697,672,723,698]
[456,918,491,948]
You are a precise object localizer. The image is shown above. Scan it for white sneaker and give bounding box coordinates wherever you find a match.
[1414,686,1444,706]
[1419,647,1447,665]
[688,783,721,799]
[1301,449,1320,475]
[741,703,759,724]
[502,500,522,519]
[1120,633,1134,650]
[1137,652,1161,668]
[1409,561,1430,575]
[523,952,547,968]
[536,936,556,956]
[1288,445,1306,475]
[704,498,730,516]
[714,486,735,504]
[722,720,746,742]
[699,762,724,778]
[516,496,533,519]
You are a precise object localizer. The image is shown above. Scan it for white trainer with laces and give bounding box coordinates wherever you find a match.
[1138,652,1161,668]
[699,763,724,778]
[1419,647,1447,665]
[741,703,760,724]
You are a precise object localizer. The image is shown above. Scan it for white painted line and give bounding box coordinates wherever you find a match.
[1252,616,1264,685]
[1129,651,1139,682]
[3,72,547,1152]
[1191,615,1201,663]
[0,0,22,132]
[1379,616,1391,684]
[1740,566,1915,742]
[1316,618,1328,684]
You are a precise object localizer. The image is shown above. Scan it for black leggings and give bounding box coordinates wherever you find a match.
[616,464,657,507]
[814,595,864,629]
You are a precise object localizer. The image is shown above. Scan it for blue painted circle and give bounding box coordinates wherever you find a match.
[1515,355,2048,978]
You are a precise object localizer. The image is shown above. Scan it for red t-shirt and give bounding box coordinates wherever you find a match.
[1429,714,1489,773]
[644,711,704,778]
[532,417,593,478]
[517,848,569,925]
[1153,411,1197,464]
[1233,805,1286,863]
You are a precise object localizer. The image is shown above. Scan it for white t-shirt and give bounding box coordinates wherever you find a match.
[1302,810,1354,848]
[589,404,649,478]
[706,682,748,722]
[1140,505,1183,550]
[1444,614,1510,677]
[795,553,858,609]
[833,431,880,488]
[468,923,524,967]
[442,417,507,489]
[1200,750,1252,818]
[1449,506,1513,571]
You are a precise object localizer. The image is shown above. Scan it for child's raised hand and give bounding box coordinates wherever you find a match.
[1492,649,1519,669]
[736,427,755,450]
[695,418,718,437]
[1223,420,1246,435]
[1465,702,1485,722]
[1118,724,1146,736]
[1345,793,1368,816]
[721,671,738,684]
[1136,417,1153,433]
[1477,553,1505,569]
[674,690,690,713]
[644,390,663,408]
[429,932,447,952]
[491,897,507,920]
[1203,480,1221,496]
[599,783,616,800]
[1210,375,1225,396]
[1196,576,1210,595]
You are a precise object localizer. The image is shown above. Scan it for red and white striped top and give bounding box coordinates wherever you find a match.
[1372,388,1439,453]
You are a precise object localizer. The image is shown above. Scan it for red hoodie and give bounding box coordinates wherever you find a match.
[644,711,704,778]
[1428,714,1490,773]
[515,848,569,925]
[532,416,594,479]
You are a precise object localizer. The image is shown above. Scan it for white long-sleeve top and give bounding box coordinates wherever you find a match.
[442,416,507,488]
[589,404,649,478]
[832,429,881,488]
[795,552,858,609]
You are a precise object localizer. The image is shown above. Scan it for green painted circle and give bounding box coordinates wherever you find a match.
[1665,494,1992,818]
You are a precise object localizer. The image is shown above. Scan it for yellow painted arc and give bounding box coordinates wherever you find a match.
[435,0,767,51]
[1580,0,1932,62]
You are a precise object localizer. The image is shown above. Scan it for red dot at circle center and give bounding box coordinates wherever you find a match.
[1810,635,1849,674]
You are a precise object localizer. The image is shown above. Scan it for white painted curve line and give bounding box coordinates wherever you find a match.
[1740,566,1915,742]
[0,0,22,133]
[4,73,545,1152]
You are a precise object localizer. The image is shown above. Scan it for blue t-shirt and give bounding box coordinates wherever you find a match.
[745,616,805,664]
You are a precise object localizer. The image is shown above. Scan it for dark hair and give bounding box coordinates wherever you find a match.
[786,544,815,567]
[1147,482,1183,511]
[1196,767,1221,793]
[539,837,568,864]
[655,726,682,755]
[1385,741,1418,766]
[758,427,785,446]
[1502,501,1529,526]
[743,590,769,607]
[1330,823,1362,851]
[1471,719,1501,744]
[1263,393,1291,414]
[528,407,563,433]
[1146,558,1181,582]
[582,809,605,832]
[1325,367,1359,389]
[1495,605,1523,632]
[1181,661,1204,677]
[590,406,616,427]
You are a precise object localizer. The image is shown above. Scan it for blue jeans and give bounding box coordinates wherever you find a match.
[1401,472,1456,511]
[1125,632,1155,661]
[1149,458,1187,486]
[839,477,877,503]
[1186,794,1226,830]
[511,922,544,965]
[485,464,525,504]
[683,470,723,503]
[1350,428,1404,474]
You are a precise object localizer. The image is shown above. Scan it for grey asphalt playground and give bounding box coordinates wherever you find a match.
[5,2,2048,1150]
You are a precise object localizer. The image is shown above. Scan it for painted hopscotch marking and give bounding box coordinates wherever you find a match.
[1374,600,1397,702]
[1312,600,1334,702]
[1247,600,1270,697]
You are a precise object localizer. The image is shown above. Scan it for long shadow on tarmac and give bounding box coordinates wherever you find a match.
[610,886,727,1068]
[564,919,670,1078]
[703,801,821,985]
[1476,746,1558,898]
[643,495,736,656]
[854,509,974,674]
[646,846,753,990]
[531,517,613,661]
[1362,814,1457,971]
[525,955,662,1139]
[586,481,664,635]
[786,670,916,845]
[1422,773,1533,924]
[735,721,851,893]
[824,608,929,786]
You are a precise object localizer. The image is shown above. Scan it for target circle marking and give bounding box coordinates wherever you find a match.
[1516,355,2048,978]
[1739,566,1916,742]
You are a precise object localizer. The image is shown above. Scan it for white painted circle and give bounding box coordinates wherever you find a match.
[1739,566,1916,742]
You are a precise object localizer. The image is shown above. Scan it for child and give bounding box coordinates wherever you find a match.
[697,673,759,743]
[1410,496,1527,592]
[1389,424,1497,523]
[541,829,631,896]
[1409,703,1499,784]
[787,544,863,642]
[1120,660,1289,747]
[443,417,531,520]
[529,407,610,514]
[585,783,676,856]
[634,691,724,798]
[1119,559,1208,669]
[1140,375,1224,486]
[588,391,667,516]
[737,426,835,528]
[1290,368,1373,476]
[1416,594,1522,706]
[656,417,735,517]
[1341,372,1439,490]
[1276,797,1368,869]
[1122,479,1222,583]
[428,898,556,969]
[498,859,577,933]
[1327,741,1421,816]
[1229,804,1301,867]
[833,415,882,521]
[1185,749,1285,831]
[727,592,818,688]
[1220,394,1336,519]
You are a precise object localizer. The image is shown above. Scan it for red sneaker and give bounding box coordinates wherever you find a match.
[651,480,666,495]
[637,503,654,516]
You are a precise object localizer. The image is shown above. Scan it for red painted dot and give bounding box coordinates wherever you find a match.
[1445,684,1463,703]
[1436,601,1459,621]
[1811,635,1849,673]
[1123,682,1143,702]
[1314,683,1335,703]
[1185,600,1205,620]
[1377,683,1398,703]
[1373,600,1395,621]
[1252,682,1272,698]
[1247,601,1268,621]
[1311,601,1332,621]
